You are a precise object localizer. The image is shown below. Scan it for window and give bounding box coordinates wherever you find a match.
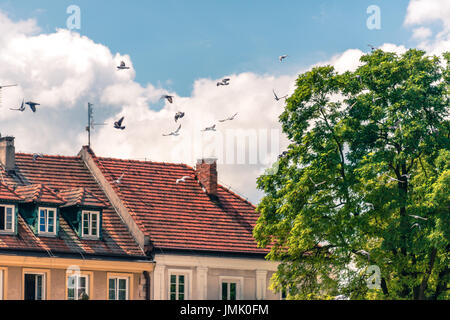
[0,205,15,233]
[67,274,90,300]
[219,277,243,300]
[38,207,57,235]
[108,277,129,300]
[170,274,187,300]
[24,273,45,300]
[81,211,99,238]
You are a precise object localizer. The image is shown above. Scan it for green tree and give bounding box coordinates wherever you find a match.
[255,49,449,300]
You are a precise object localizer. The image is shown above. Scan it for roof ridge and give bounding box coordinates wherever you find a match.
[97,155,193,169]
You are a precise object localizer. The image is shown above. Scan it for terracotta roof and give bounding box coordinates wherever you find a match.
[58,187,107,208]
[0,183,21,202]
[88,147,268,255]
[0,153,145,258]
[15,184,65,205]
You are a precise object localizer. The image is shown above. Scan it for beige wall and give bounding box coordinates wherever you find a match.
[152,254,280,300]
[0,265,145,300]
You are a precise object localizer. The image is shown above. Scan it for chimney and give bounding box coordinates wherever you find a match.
[0,136,15,172]
[196,158,218,196]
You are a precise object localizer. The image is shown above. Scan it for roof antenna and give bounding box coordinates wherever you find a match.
[86,103,107,147]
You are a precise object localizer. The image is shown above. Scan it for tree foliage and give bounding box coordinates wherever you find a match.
[254,49,449,300]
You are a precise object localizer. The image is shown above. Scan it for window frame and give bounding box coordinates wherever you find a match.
[66,271,93,300]
[0,204,15,234]
[107,273,133,300]
[81,210,100,239]
[167,269,192,301]
[22,269,50,300]
[37,207,57,236]
[219,277,243,300]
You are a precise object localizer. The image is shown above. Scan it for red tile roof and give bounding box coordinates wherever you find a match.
[0,153,145,258]
[0,183,21,202]
[89,148,268,255]
[15,184,65,205]
[58,187,107,208]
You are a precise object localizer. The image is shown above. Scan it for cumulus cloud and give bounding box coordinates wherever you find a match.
[0,1,448,203]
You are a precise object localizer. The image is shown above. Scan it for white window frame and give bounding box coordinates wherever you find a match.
[23,272,46,300]
[0,268,4,300]
[219,277,244,300]
[67,273,91,300]
[108,276,130,300]
[167,269,192,301]
[37,207,57,236]
[81,210,100,239]
[0,204,15,234]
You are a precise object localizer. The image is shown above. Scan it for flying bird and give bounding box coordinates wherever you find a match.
[409,215,428,221]
[368,44,378,51]
[114,173,125,184]
[32,153,44,161]
[309,177,326,188]
[357,250,370,261]
[219,113,238,123]
[161,95,174,104]
[10,99,25,112]
[163,124,182,136]
[217,78,230,86]
[25,101,40,113]
[176,176,191,184]
[174,112,185,122]
[117,61,130,70]
[273,90,288,101]
[114,117,126,130]
[411,223,421,230]
[202,124,216,132]
[279,55,288,62]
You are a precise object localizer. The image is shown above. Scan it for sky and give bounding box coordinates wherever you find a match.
[0,0,448,203]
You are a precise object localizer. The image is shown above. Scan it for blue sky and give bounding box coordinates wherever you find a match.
[1,0,412,96]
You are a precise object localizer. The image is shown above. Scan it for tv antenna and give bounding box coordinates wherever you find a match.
[0,84,18,107]
[86,102,107,147]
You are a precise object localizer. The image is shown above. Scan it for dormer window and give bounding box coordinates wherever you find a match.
[81,211,99,238]
[38,207,57,236]
[0,205,15,233]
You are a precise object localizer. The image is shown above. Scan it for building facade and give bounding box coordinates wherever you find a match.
[0,137,279,300]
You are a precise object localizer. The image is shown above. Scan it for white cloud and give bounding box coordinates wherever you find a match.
[412,27,433,40]
[0,1,448,204]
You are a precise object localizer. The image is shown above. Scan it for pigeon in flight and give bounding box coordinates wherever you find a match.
[163,124,182,136]
[217,78,230,86]
[368,44,378,51]
[202,124,216,132]
[356,250,370,262]
[114,117,126,130]
[174,112,185,122]
[219,113,238,123]
[25,101,40,113]
[32,153,44,161]
[273,90,288,101]
[409,215,428,221]
[176,176,191,184]
[117,61,130,70]
[309,177,326,188]
[114,173,125,184]
[10,99,25,112]
[279,55,288,62]
[161,95,174,104]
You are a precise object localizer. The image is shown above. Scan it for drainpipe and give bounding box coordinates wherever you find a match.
[143,271,151,300]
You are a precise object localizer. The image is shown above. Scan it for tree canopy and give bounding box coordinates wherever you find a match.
[254,49,449,300]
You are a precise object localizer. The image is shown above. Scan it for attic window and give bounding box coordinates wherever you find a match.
[81,210,99,239]
[0,205,15,233]
[38,207,57,236]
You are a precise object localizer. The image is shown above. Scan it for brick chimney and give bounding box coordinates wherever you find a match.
[0,136,15,172]
[196,158,218,196]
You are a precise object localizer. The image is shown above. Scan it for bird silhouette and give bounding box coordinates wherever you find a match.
[273,90,288,101]
[219,113,238,123]
[217,78,230,86]
[117,61,130,70]
[10,99,25,112]
[114,117,126,130]
[163,124,182,136]
[161,95,174,104]
[174,112,185,122]
[202,124,216,132]
[176,176,191,184]
[25,101,40,112]
[279,55,288,62]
